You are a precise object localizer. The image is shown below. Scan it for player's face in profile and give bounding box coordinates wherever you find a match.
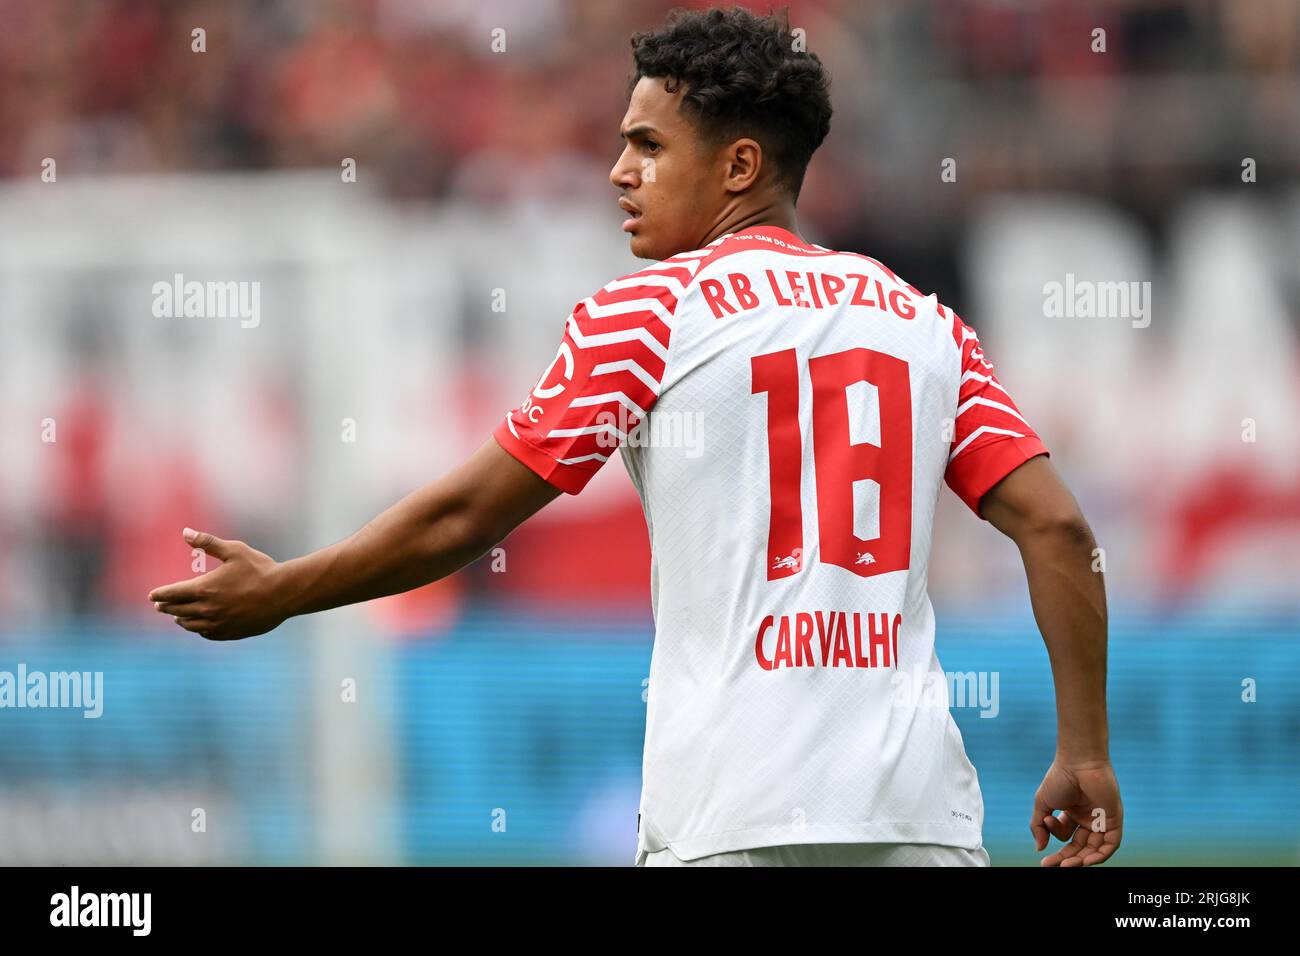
[610,76,720,260]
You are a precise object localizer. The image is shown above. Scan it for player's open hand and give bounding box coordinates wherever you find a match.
[1030,759,1123,867]
[148,528,287,641]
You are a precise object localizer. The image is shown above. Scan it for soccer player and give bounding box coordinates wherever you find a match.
[149,7,1121,867]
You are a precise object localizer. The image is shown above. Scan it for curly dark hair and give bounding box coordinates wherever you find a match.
[628,6,832,201]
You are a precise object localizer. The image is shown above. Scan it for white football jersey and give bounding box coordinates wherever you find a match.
[494,225,1049,862]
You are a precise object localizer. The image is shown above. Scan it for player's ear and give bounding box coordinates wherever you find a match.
[723,138,763,193]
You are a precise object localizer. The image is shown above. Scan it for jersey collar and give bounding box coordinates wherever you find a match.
[721,224,817,250]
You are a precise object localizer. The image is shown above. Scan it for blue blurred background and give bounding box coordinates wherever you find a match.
[1,0,1298,864]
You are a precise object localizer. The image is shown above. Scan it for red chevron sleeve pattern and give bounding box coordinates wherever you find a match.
[941,306,1050,519]
[493,258,696,494]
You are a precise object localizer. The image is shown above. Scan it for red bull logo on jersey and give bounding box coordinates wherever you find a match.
[755,610,901,670]
[771,548,802,572]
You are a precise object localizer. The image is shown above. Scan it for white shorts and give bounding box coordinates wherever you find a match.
[637,842,991,867]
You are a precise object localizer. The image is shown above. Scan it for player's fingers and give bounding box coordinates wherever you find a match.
[148,580,204,604]
[1029,794,1054,850]
[154,600,204,617]
[1039,821,1087,866]
[183,527,238,561]
[1069,824,1120,868]
[149,561,227,605]
[1074,838,1120,867]
[1043,811,1076,842]
[172,617,217,637]
[1055,826,1097,867]
[1041,842,1080,867]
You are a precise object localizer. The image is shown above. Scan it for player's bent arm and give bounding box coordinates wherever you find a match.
[980,454,1110,765]
[149,438,561,639]
[277,437,561,618]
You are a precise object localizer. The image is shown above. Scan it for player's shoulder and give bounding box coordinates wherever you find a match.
[572,237,733,332]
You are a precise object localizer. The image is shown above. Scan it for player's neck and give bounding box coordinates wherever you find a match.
[702,206,802,246]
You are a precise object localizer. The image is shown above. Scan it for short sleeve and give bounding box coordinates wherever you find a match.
[942,310,1049,519]
[493,266,684,494]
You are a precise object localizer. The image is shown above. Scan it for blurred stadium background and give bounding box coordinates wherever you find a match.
[1,0,1298,865]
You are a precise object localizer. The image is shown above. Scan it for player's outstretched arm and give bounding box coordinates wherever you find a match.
[148,437,561,641]
[980,454,1122,867]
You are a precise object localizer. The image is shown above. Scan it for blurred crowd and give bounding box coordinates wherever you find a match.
[3,0,1298,340]
[2,0,1297,214]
